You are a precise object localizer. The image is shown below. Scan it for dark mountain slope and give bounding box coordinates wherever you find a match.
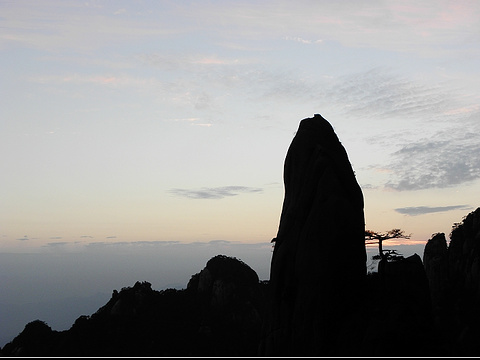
[1,255,268,357]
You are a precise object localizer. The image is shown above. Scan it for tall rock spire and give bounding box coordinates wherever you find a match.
[263,114,366,356]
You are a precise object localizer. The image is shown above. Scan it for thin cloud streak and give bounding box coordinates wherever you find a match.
[46,242,68,247]
[168,186,263,199]
[395,205,472,216]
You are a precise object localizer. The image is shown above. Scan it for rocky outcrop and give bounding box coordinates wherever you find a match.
[1,255,268,357]
[383,254,431,307]
[423,232,449,320]
[359,254,440,356]
[188,254,261,309]
[186,255,266,356]
[264,114,366,356]
[423,207,480,355]
[448,207,480,302]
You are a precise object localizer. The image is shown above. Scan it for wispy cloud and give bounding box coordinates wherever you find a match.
[3,0,479,58]
[166,118,213,126]
[325,68,455,121]
[85,240,181,249]
[30,73,157,87]
[113,8,127,15]
[0,1,182,51]
[46,241,68,247]
[314,68,480,191]
[168,186,263,199]
[284,36,322,45]
[136,53,254,71]
[178,0,480,57]
[384,125,480,190]
[395,205,472,216]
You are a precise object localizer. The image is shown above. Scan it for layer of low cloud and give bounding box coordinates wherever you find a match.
[395,205,472,216]
[168,186,263,199]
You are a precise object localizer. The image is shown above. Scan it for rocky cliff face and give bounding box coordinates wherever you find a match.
[448,207,480,301]
[423,232,449,319]
[423,207,480,355]
[264,114,366,356]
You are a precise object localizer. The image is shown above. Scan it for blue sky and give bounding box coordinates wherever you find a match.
[1,0,480,346]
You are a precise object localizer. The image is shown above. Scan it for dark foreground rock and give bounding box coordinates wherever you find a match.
[263,114,366,356]
[423,207,480,356]
[0,255,268,357]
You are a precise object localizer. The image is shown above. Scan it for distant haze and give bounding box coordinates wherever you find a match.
[0,241,272,347]
[0,239,428,348]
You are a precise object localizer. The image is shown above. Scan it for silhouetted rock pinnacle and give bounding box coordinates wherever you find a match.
[263,114,366,356]
[423,207,480,355]
[423,232,449,319]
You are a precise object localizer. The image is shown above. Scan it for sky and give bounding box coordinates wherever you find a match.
[1,0,480,347]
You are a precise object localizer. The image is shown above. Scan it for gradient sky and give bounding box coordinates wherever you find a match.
[2,0,480,249]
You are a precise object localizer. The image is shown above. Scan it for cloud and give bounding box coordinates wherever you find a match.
[384,124,480,190]
[46,241,68,247]
[30,73,157,87]
[85,241,181,249]
[284,36,323,44]
[209,66,466,123]
[0,2,181,51]
[131,241,180,246]
[395,205,472,216]
[207,240,232,245]
[325,68,455,121]
[3,0,479,58]
[321,68,480,191]
[166,117,213,126]
[113,8,127,15]
[168,186,263,199]
[136,53,253,71]
[177,0,480,56]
